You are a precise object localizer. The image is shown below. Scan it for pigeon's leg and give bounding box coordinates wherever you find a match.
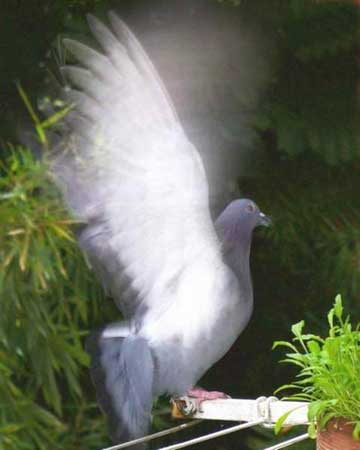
[172,387,231,416]
[183,386,230,413]
[188,386,230,401]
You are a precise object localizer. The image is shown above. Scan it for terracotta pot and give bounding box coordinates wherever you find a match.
[317,418,360,450]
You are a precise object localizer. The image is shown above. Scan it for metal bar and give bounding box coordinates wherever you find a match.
[172,397,309,426]
[102,420,203,450]
[156,419,265,450]
[262,433,310,450]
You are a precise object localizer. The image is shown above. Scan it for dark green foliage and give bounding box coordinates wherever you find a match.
[257,1,360,165]
[0,148,108,449]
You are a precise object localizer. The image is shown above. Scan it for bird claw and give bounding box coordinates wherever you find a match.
[171,387,231,416]
[187,387,231,412]
[171,397,197,416]
[188,387,230,400]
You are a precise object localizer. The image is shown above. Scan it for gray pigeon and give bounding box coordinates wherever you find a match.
[52,12,271,445]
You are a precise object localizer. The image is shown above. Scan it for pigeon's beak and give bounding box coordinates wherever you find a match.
[258,211,272,227]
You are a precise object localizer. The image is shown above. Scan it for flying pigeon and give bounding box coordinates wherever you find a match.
[52,12,271,445]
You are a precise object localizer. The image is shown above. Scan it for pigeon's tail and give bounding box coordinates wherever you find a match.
[86,325,154,446]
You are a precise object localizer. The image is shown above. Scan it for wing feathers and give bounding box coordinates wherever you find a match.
[54,13,221,319]
[64,88,103,121]
[63,39,116,81]
[108,12,178,125]
[61,66,107,102]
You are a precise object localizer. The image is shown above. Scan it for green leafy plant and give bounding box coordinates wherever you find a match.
[0,147,108,449]
[273,295,360,439]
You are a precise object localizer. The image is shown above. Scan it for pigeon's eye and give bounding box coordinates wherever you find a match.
[246,203,255,213]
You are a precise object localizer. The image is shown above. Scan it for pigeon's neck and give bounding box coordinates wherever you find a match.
[214,214,254,300]
[224,240,253,315]
[223,239,252,284]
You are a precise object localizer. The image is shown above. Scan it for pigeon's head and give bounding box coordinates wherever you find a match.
[215,199,271,245]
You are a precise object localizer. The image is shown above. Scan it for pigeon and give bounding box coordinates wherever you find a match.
[52,12,271,445]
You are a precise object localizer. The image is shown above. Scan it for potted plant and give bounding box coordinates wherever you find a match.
[273,295,360,449]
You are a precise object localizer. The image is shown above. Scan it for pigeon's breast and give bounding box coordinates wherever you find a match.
[140,260,252,396]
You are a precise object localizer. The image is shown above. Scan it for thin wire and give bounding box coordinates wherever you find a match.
[102,420,203,450]
[156,419,265,450]
[262,433,310,450]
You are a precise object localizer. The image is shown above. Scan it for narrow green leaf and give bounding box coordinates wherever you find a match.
[291,320,305,339]
[334,294,343,320]
[308,422,317,439]
[272,341,299,352]
[16,82,41,126]
[40,104,73,129]
[353,422,360,440]
[274,406,306,435]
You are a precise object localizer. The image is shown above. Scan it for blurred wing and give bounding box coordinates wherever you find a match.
[53,13,221,319]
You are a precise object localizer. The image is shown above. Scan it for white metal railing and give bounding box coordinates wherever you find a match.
[102,396,311,450]
[102,420,203,450]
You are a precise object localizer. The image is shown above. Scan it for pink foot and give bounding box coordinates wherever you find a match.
[187,386,231,412]
[188,387,231,401]
[172,387,231,416]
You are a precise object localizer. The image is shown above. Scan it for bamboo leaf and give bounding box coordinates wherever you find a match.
[19,232,30,272]
[16,82,41,126]
[40,104,73,129]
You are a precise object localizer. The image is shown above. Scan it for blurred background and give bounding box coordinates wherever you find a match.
[0,0,359,449]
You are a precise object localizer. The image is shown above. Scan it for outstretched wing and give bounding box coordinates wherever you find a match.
[53,13,221,319]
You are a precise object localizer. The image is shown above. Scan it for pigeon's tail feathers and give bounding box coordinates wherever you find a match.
[86,327,154,445]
